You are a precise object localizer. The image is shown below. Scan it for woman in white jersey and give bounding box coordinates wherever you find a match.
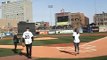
[22,27,33,59]
[73,29,80,54]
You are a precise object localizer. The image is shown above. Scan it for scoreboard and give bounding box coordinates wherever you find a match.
[57,16,68,22]
[18,21,35,35]
[56,16,69,25]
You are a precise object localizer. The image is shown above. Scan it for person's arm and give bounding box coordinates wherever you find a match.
[22,38,25,43]
[13,35,15,42]
[72,36,74,39]
[30,32,34,41]
[72,32,75,39]
[31,37,34,41]
[22,32,25,43]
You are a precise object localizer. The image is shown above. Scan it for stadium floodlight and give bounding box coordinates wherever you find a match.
[48,5,53,27]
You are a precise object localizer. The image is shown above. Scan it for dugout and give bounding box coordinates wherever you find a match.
[18,21,36,35]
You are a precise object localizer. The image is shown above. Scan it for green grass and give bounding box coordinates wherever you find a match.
[0,40,13,45]
[0,48,21,57]
[32,36,105,46]
[79,36,104,42]
[0,36,105,46]
[36,56,107,60]
[0,33,106,58]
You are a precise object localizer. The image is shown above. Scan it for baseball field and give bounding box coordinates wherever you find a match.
[0,32,107,60]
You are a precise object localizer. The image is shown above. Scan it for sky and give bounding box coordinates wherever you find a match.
[0,0,107,26]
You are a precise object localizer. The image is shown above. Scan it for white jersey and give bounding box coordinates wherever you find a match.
[22,31,33,44]
[74,33,80,43]
[72,31,76,37]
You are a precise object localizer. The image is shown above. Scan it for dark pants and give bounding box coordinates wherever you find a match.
[74,43,79,53]
[25,43,32,58]
[14,42,18,52]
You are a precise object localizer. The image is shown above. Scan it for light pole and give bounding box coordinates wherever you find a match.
[48,5,53,28]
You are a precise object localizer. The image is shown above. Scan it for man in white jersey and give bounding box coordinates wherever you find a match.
[22,27,33,59]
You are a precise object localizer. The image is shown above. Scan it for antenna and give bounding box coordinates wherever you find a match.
[60,8,65,13]
[94,0,97,24]
[94,0,97,14]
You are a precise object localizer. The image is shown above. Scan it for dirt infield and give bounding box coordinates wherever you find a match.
[0,36,107,60]
[34,37,58,40]
[27,36,107,58]
[47,43,86,47]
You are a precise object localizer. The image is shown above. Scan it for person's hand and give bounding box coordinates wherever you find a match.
[21,43,25,47]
